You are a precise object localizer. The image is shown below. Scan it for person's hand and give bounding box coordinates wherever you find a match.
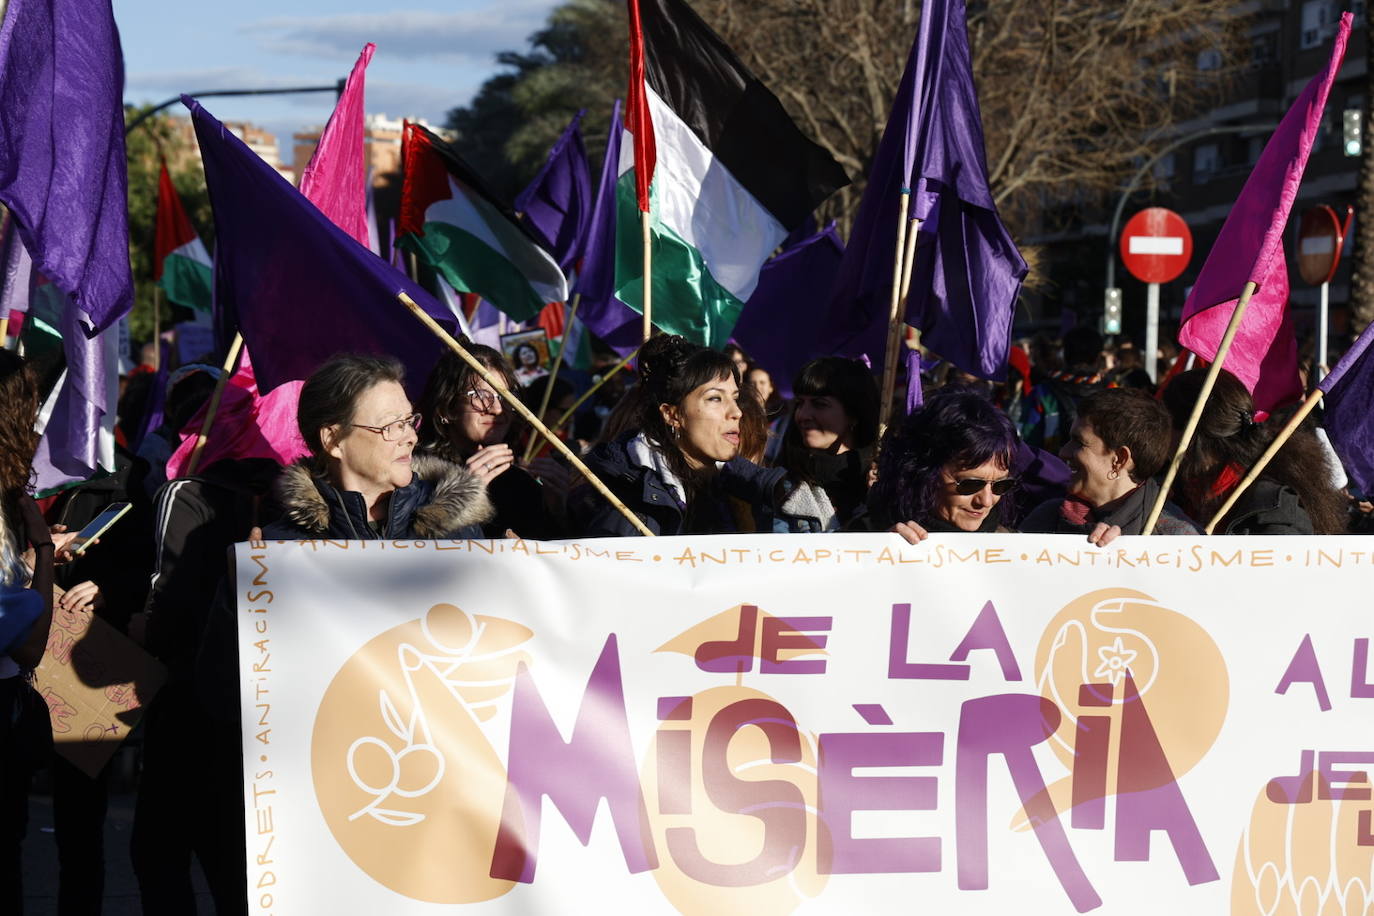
[1088,522,1122,547]
[891,521,929,544]
[58,580,104,614]
[467,444,515,485]
[50,524,83,565]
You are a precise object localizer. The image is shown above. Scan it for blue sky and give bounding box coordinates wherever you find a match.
[116,0,563,150]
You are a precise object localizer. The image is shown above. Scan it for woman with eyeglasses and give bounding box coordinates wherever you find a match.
[570,335,790,537]
[867,388,1020,539]
[264,354,492,540]
[1021,388,1200,539]
[415,346,563,539]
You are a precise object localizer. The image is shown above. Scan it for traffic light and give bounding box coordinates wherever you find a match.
[1344,109,1362,157]
[1103,288,1123,335]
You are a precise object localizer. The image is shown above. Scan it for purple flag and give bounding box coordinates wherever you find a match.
[730,224,844,398]
[0,0,132,334]
[824,0,1026,381]
[516,110,593,272]
[1320,321,1374,494]
[187,98,458,395]
[0,214,33,319]
[574,100,641,357]
[32,297,118,493]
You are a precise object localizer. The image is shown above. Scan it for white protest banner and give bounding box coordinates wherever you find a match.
[236,533,1374,915]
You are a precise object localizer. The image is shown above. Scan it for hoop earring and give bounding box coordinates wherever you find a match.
[1108,468,1120,480]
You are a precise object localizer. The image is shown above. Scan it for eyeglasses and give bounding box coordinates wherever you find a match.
[951,476,1017,496]
[351,413,422,442]
[463,388,501,413]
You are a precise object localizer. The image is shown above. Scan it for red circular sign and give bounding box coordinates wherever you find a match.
[1296,205,1347,286]
[1120,207,1193,284]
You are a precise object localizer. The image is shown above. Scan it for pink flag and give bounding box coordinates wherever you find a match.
[299,42,375,248]
[1178,13,1350,413]
[164,347,308,480]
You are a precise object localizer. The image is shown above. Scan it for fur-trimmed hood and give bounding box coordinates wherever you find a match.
[270,453,494,539]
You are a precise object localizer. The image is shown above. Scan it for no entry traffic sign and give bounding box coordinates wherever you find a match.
[1297,204,1352,286]
[1120,207,1193,284]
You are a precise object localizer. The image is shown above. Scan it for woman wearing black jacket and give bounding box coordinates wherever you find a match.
[264,354,492,541]
[572,336,787,537]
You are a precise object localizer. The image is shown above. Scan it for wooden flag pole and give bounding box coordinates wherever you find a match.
[398,292,656,537]
[877,192,912,436]
[1142,281,1259,535]
[641,210,653,343]
[1204,387,1324,534]
[0,317,9,346]
[184,332,245,476]
[524,292,582,463]
[540,345,640,440]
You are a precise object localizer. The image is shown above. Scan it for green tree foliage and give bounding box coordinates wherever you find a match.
[123,104,213,344]
[447,0,623,199]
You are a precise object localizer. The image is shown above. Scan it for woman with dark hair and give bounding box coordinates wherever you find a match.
[778,357,879,526]
[571,335,788,537]
[1161,368,1346,535]
[512,342,547,386]
[264,354,491,540]
[0,351,56,915]
[1022,388,1199,537]
[417,346,561,539]
[869,388,1019,537]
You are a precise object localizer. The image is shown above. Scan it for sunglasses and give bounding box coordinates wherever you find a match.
[951,476,1017,496]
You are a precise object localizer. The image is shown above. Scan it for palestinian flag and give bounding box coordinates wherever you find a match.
[154,160,213,311]
[399,124,567,322]
[618,0,848,348]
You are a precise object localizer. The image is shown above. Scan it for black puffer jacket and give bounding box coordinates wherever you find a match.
[263,454,493,540]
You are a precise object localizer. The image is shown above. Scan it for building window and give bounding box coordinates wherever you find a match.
[1197,48,1222,71]
[1302,0,1339,50]
[1154,154,1176,181]
[1194,144,1220,181]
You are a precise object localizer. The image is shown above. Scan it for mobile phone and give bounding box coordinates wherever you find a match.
[70,502,132,555]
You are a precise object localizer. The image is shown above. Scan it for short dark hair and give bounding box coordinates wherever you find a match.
[297,354,405,458]
[790,357,879,449]
[1077,388,1171,481]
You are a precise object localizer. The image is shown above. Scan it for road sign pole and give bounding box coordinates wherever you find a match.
[1145,282,1160,382]
[1317,280,1329,384]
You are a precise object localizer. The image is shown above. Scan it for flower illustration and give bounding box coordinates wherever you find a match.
[1093,636,1138,685]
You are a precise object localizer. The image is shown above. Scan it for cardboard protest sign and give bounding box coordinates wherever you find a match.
[236,533,1374,914]
[35,592,167,777]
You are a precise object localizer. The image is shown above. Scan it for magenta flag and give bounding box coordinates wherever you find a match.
[1178,14,1350,413]
[164,347,308,479]
[299,43,375,249]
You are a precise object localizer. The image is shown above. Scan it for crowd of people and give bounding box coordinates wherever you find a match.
[0,323,1359,914]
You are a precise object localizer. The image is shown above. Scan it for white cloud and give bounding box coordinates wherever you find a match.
[243,1,558,63]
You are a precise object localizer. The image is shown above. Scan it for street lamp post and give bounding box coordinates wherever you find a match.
[124,81,344,137]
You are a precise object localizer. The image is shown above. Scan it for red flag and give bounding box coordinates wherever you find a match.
[153,160,196,280]
[625,0,656,211]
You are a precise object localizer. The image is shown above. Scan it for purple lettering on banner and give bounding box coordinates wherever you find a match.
[948,601,1022,681]
[695,605,758,674]
[657,730,693,815]
[490,636,657,883]
[955,694,1101,912]
[1072,715,1112,830]
[1275,634,1332,712]
[760,616,830,674]
[665,699,806,887]
[817,731,942,874]
[888,603,969,680]
[1113,674,1218,886]
[1266,750,1315,804]
[1352,638,1374,698]
[1317,751,1374,801]
[1360,810,1374,846]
